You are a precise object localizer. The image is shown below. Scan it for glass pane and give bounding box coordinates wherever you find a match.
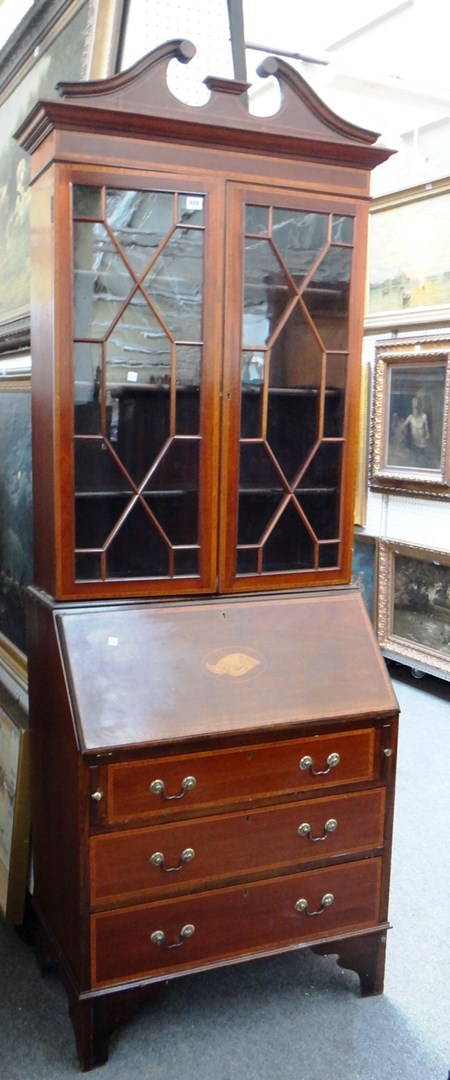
[242,351,265,386]
[73,222,134,339]
[73,184,101,218]
[176,345,201,390]
[75,553,102,580]
[332,215,353,243]
[239,442,284,491]
[105,294,170,389]
[238,492,281,545]
[147,438,199,493]
[74,438,130,494]
[106,189,174,275]
[319,543,339,568]
[71,184,206,586]
[74,342,103,409]
[112,389,171,486]
[266,390,319,484]
[174,549,199,575]
[75,493,130,549]
[296,489,340,540]
[176,380,200,435]
[178,194,204,225]
[105,502,169,578]
[235,200,352,581]
[324,354,347,438]
[74,401,102,437]
[242,239,292,348]
[262,502,314,571]
[245,205,269,235]
[241,381,263,439]
[269,303,323,390]
[237,549,259,574]
[144,492,198,545]
[298,442,342,489]
[143,228,203,340]
[304,246,351,351]
[272,209,328,287]
[176,392,200,437]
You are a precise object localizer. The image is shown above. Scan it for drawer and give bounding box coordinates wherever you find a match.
[106,727,380,824]
[90,788,385,906]
[91,856,382,987]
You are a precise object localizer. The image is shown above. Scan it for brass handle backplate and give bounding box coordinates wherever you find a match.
[299,752,340,776]
[150,847,195,872]
[295,893,334,916]
[149,776,197,801]
[298,818,338,842]
[150,924,195,949]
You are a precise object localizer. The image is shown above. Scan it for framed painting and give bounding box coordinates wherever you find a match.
[0,686,31,924]
[370,342,450,498]
[352,533,377,627]
[377,539,450,680]
[0,359,32,675]
[365,179,450,332]
[0,0,125,351]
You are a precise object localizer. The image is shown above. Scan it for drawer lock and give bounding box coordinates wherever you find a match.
[150,847,195,873]
[295,893,334,916]
[299,752,340,776]
[149,775,197,801]
[298,818,338,842]
[150,924,195,949]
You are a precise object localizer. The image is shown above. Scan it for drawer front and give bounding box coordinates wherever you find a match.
[91,857,382,987]
[106,727,380,824]
[90,788,385,906]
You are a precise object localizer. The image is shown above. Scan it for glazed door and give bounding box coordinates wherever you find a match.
[219,184,367,593]
[56,169,223,599]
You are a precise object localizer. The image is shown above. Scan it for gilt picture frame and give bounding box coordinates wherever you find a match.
[0,0,125,351]
[0,688,31,924]
[377,539,450,680]
[370,343,450,498]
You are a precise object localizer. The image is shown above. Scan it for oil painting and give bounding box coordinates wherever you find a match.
[377,540,450,679]
[366,183,450,330]
[0,386,33,656]
[371,344,450,497]
[0,0,91,342]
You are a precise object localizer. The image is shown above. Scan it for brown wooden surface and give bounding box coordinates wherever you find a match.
[26,592,91,987]
[17,41,392,602]
[55,590,397,752]
[16,40,392,169]
[30,156,371,601]
[27,587,398,1068]
[22,42,398,1069]
[90,787,385,906]
[107,727,380,823]
[91,856,382,987]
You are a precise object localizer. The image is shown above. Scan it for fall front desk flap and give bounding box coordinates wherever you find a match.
[55,589,398,753]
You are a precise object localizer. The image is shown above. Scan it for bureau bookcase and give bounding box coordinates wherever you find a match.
[18,41,398,1070]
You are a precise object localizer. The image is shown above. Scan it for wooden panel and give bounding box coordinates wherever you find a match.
[56,591,398,752]
[90,788,385,906]
[107,728,379,824]
[91,857,382,987]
